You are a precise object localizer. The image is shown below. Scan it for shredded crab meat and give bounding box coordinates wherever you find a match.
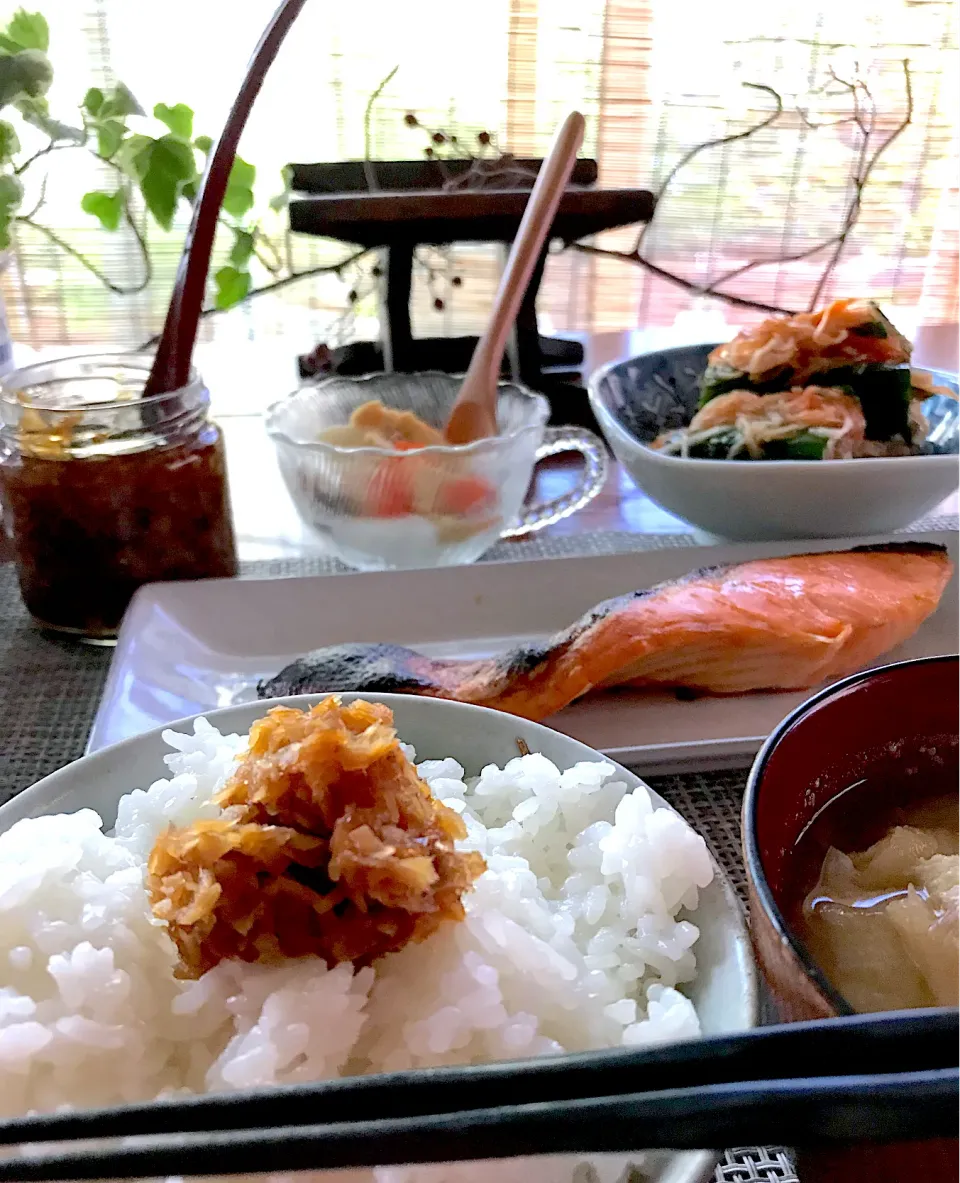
[148,697,486,979]
[911,369,958,401]
[709,299,911,383]
[655,386,867,460]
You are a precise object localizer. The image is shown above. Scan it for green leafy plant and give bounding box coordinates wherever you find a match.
[0,7,295,309]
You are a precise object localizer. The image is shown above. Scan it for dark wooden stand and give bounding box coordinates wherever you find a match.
[287,160,654,425]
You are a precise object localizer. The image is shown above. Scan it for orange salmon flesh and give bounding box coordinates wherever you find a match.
[259,543,953,722]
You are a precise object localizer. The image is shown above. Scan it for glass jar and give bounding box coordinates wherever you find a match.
[0,354,238,640]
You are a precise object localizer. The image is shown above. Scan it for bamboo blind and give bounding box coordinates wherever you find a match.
[2,0,957,353]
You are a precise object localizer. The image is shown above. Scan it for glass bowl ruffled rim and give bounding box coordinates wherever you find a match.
[265,370,551,458]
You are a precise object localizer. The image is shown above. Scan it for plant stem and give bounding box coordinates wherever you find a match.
[14,140,78,176]
[15,215,150,295]
[120,183,152,289]
[19,172,48,221]
[131,249,372,351]
[251,224,283,275]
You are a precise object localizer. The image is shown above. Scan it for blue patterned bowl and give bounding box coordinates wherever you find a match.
[588,343,959,541]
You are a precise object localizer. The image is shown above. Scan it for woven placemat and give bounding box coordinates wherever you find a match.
[231,509,960,581]
[4,516,956,1182]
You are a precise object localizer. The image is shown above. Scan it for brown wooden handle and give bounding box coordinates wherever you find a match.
[144,0,308,397]
[464,112,586,388]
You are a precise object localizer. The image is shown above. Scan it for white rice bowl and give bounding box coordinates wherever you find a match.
[0,715,719,1182]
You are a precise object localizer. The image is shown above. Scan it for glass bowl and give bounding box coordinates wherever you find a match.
[266,372,608,570]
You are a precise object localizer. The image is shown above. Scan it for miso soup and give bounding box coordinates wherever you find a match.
[794,784,958,1013]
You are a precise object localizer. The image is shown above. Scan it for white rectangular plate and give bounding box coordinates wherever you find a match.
[90,530,959,772]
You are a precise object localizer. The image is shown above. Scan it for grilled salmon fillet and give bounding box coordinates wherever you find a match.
[258,543,952,722]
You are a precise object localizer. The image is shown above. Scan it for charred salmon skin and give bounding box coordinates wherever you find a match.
[257,542,952,722]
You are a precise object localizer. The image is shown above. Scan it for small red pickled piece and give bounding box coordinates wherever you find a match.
[438,474,497,515]
[366,460,415,516]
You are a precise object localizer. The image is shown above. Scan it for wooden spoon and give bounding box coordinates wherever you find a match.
[444,111,586,445]
[143,0,308,397]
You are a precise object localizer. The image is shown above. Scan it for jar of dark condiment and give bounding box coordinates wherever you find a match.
[0,354,237,640]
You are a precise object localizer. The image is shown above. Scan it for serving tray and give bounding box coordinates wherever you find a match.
[89,529,959,772]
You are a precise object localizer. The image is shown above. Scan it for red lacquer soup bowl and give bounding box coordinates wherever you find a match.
[742,654,959,1183]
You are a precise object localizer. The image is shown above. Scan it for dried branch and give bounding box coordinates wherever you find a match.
[571,59,913,317]
[723,37,849,49]
[632,81,784,256]
[397,113,537,193]
[697,234,847,293]
[795,110,858,131]
[413,243,464,311]
[806,58,912,309]
[571,241,795,315]
[362,65,399,192]
[441,148,539,192]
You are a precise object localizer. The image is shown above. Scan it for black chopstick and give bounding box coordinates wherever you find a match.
[0,1069,955,1181]
[0,1008,952,1148]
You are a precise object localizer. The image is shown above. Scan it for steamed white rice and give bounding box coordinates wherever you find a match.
[0,719,714,1180]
